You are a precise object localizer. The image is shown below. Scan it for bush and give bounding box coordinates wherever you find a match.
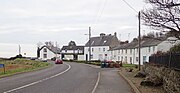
[170,43,180,53]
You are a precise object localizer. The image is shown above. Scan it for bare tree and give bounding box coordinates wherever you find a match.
[141,0,180,39]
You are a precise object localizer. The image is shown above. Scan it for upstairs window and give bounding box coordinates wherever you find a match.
[92,48,94,52]
[148,47,151,53]
[153,46,155,52]
[43,48,47,52]
[103,48,105,52]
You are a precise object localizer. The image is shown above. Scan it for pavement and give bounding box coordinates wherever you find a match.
[0,62,134,93]
[95,68,133,93]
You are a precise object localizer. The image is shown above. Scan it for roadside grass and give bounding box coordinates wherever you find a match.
[0,58,50,77]
[122,64,137,68]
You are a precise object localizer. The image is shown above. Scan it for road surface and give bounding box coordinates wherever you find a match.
[0,62,133,93]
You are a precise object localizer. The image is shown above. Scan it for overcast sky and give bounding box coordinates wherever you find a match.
[0,0,150,57]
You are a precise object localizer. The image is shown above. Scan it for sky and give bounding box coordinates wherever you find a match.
[0,0,150,58]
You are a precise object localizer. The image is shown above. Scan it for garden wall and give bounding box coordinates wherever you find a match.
[143,64,180,93]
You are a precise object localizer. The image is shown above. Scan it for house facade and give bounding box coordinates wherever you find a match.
[38,45,61,60]
[61,41,84,60]
[110,37,179,65]
[84,33,120,61]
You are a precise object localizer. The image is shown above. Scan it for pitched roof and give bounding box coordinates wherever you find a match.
[112,38,165,50]
[61,46,84,51]
[39,46,61,54]
[85,34,119,47]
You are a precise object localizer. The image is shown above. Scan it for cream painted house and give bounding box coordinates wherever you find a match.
[38,45,61,60]
[111,37,179,65]
[61,41,84,60]
[84,33,120,61]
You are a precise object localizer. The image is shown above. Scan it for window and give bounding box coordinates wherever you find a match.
[118,56,120,61]
[99,48,101,52]
[153,46,155,52]
[43,54,47,58]
[91,54,93,59]
[118,50,120,54]
[125,56,127,62]
[43,48,47,52]
[148,47,151,52]
[121,57,123,61]
[130,49,132,54]
[136,57,138,62]
[103,48,105,52]
[143,56,147,63]
[65,49,67,52]
[122,50,123,54]
[125,49,127,54]
[92,48,94,52]
[130,57,132,64]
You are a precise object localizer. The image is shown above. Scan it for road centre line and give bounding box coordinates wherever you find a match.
[3,63,71,93]
[92,72,101,93]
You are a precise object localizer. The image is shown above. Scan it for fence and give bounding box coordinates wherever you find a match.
[149,53,180,70]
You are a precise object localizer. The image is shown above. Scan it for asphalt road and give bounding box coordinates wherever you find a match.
[0,62,133,93]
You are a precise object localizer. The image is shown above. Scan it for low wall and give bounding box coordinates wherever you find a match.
[143,63,180,93]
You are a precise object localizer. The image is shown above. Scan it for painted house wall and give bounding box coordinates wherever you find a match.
[84,46,109,61]
[39,47,60,60]
[78,55,84,60]
[64,55,74,60]
[110,45,158,65]
[61,50,83,54]
[61,50,84,60]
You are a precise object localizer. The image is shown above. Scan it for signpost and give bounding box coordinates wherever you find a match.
[0,64,5,74]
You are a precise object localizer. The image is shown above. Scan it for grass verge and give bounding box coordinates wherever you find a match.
[0,58,50,78]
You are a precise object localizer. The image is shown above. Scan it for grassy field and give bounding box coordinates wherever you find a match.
[0,58,50,77]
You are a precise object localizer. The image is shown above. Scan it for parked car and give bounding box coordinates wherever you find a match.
[55,59,63,64]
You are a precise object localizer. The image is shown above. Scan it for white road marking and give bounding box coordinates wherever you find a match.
[92,72,101,93]
[3,63,71,93]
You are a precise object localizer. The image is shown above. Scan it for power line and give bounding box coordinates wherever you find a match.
[92,0,108,27]
[121,0,138,13]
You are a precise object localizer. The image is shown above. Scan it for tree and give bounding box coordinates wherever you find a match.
[141,0,180,39]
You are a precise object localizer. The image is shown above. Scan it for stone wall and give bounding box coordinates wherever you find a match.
[143,64,180,93]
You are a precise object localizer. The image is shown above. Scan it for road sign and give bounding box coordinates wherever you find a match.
[0,64,4,68]
[0,64,5,74]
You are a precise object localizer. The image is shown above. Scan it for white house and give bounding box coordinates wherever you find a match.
[110,37,180,65]
[61,41,84,60]
[38,45,61,60]
[84,33,120,61]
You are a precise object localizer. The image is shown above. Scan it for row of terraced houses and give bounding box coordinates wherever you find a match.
[37,32,179,65]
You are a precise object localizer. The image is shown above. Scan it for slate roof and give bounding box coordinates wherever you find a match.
[135,39,163,48]
[85,34,119,47]
[39,46,61,54]
[112,38,165,50]
[61,46,84,51]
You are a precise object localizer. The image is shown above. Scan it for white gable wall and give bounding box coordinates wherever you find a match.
[39,47,56,60]
[84,46,109,61]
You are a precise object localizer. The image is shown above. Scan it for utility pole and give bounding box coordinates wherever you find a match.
[138,11,141,71]
[89,27,91,62]
[19,45,21,55]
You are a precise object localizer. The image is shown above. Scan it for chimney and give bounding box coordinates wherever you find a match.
[100,33,105,39]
